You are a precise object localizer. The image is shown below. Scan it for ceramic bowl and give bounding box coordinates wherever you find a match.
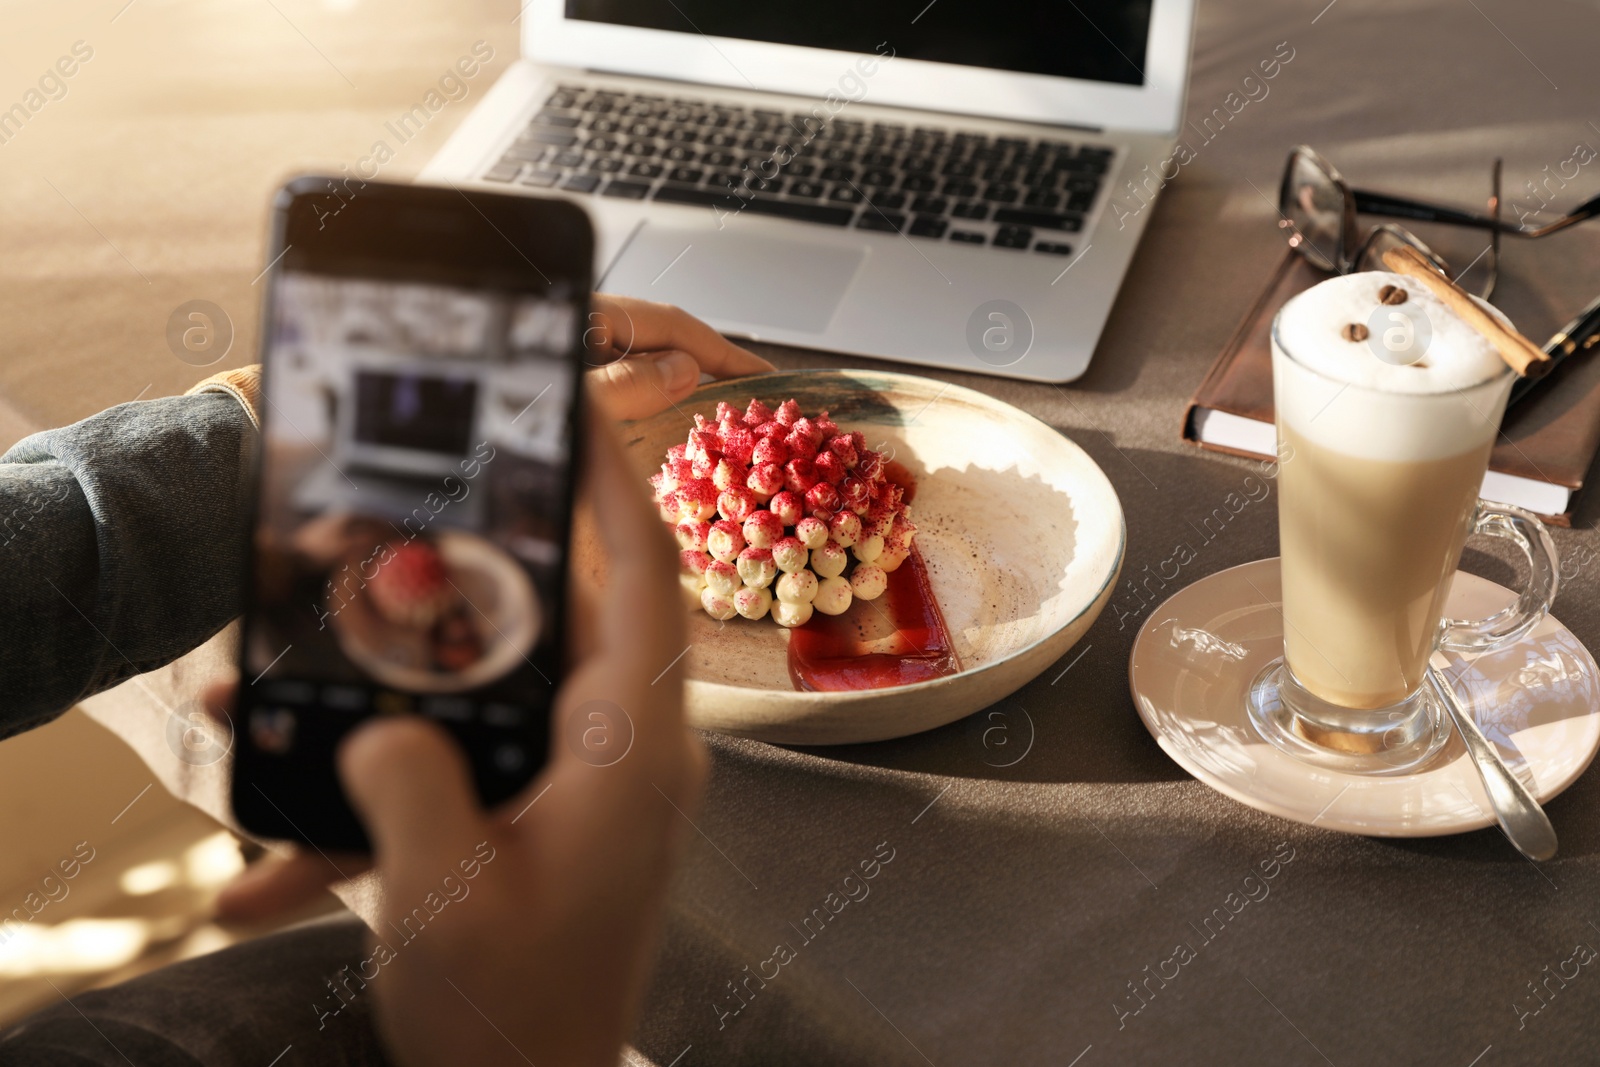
[582,369,1124,744]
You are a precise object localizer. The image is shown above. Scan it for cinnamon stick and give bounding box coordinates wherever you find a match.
[1381,246,1553,379]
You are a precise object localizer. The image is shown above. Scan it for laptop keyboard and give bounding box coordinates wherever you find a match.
[481,85,1112,256]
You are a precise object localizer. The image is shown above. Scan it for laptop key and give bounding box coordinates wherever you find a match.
[874,192,907,210]
[992,207,1083,231]
[951,200,989,220]
[993,225,1033,249]
[483,161,523,182]
[561,173,601,193]
[856,211,907,232]
[535,111,582,127]
[546,90,579,109]
[743,197,855,226]
[861,168,896,187]
[589,117,621,134]
[653,184,740,209]
[553,150,585,168]
[1034,241,1074,255]
[503,143,548,163]
[827,185,864,204]
[949,230,986,245]
[911,195,948,214]
[663,145,697,162]
[787,161,818,178]
[943,179,978,198]
[1057,156,1108,175]
[593,157,624,173]
[983,184,1021,203]
[820,164,857,182]
[901,174,937,193]
[789,180,825,199]
[667,166,704,184]
[653,184,855,226]
[528,129,579,147]
[520,170,561,188]
[601,179,652,199]
[1023,190,1061,209]
[908,215,948,238]
[747,176,785,193]
[628,162,664,179]
[625,141,656,157]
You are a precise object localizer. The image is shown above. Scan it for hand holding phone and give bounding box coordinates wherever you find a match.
[220,414,707,1067]
[234,179,593,848]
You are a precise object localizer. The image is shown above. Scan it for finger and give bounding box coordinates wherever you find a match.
[338,718,487,881]
[214,850,363,923]
[591,294,773,379]
[587,350,699,421]
[581,407,682,668]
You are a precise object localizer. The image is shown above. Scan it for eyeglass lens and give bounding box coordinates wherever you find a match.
[1283,151,1344,272]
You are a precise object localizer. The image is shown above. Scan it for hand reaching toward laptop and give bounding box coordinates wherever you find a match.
[584,293,774,420]
[217,410,708,1067]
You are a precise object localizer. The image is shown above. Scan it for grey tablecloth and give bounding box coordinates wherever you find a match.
[79,0,1600,1064]
[623,4,1600,1066]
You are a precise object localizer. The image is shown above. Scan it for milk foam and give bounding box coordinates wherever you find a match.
[1278,271,1506,393]
[1273,272,1514,462]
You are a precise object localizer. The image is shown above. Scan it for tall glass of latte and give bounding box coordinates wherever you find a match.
[1249,270,1559,774]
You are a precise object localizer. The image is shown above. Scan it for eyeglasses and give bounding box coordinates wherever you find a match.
[1277,145,1503,299]
[1279,146,1600,303]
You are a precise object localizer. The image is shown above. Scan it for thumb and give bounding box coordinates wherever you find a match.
[338,718,486,879]
[588,351,699,420]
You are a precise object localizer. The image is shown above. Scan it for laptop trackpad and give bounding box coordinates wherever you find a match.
[601,224,864,335]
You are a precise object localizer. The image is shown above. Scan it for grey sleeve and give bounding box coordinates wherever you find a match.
[0,392,256,738]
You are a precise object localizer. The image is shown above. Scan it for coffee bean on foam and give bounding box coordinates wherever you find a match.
[1274,271,1511,463]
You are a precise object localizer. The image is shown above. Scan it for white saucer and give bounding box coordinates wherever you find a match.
[1128,558,1600,837]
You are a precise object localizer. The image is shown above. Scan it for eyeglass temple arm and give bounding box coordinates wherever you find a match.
[1514,193,1600,237]
[1354,189,1600,237]
[1350,188,1497,230]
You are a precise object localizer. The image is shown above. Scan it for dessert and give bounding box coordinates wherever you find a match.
[367,540,455,628]
[653,398,919,628]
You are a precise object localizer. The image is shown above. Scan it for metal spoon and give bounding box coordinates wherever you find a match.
[1427,651,1558,861]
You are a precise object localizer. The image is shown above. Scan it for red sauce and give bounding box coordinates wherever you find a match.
[787,544,960,692]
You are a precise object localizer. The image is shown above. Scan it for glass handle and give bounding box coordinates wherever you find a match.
[1439,500,1559,654]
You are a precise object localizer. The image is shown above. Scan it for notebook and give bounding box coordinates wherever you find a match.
[1182,250,1600,525]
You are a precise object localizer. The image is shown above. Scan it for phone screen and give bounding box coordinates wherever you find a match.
[233,184,589,847]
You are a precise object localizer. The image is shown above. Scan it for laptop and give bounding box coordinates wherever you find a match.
[422,0,1195,383]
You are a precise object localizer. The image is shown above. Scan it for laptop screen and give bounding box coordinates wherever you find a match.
[352,371,479,457]
[564,0,1153,87]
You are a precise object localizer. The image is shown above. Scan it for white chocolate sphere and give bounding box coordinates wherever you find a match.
[813,576,853,615]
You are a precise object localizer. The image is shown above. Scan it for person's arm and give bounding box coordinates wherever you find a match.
[0,296,769,742]
[0,389,256,738]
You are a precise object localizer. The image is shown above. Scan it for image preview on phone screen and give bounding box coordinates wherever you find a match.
[240,269,579,807]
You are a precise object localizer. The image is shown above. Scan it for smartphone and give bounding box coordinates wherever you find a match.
[231,176,592,850]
